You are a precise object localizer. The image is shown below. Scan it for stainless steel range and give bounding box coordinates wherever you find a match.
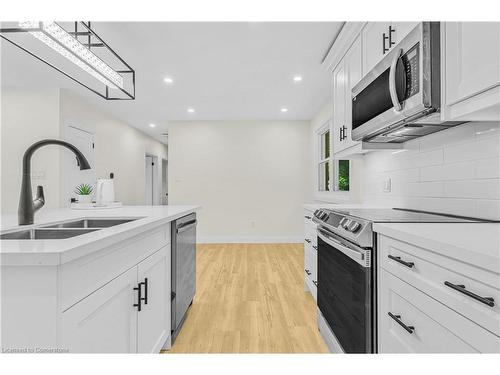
[312,207,490,353]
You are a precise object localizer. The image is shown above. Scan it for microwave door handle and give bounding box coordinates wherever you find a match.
[389,48,403,112]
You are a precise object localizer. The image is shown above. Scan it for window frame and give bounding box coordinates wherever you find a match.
[317,124,332,192]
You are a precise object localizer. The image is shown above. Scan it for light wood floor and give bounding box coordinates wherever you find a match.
[165,243,328,353]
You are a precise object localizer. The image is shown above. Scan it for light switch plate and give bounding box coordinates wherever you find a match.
[383,178,392,193]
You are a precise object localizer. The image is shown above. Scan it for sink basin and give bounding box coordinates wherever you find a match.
[42,218,138,229]
[0,228,99,240]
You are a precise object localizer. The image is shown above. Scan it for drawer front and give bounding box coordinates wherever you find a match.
[379,235,500,336]
[304,216,317,247]
[379,269,500,353]
[60,225,170,311]
[304,245,317,283]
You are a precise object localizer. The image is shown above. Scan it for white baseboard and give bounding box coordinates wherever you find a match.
[198,235,302,244]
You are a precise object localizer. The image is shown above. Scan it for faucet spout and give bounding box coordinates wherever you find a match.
[18,139,91,225]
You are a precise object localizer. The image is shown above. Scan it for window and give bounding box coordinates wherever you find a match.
[318,129,331,191]
[337,159,350,191]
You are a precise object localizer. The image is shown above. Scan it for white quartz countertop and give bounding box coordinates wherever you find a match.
[0,205,200,266]
[373,222,500,273]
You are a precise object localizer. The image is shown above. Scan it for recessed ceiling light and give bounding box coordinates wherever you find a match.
[187,108,195,113]
[281,108,288,113]
[163,77,173,84]
[149,123,156,128]
[293,75,303,82]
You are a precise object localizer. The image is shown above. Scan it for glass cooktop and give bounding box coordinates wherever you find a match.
[331,208,493,223]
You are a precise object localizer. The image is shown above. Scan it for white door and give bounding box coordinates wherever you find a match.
[332,61,346,154]
[62,125,96,206]
[61,267,138,353]
[362,22,392,74]
[145,155,154,205]
[137,247,170,353]
[445,22,500,106]
[344,35,363,149]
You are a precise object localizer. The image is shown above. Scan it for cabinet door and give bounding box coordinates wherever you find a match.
[391,22,419,45]
[362,22,392,74]
[61,267,138,353]
[332,61,347,154]
[137,247,170,353]
[344,35,363,149]
[445,22,500,106]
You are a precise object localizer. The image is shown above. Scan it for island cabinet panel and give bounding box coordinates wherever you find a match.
[61,245,171,353]
[61,267,138,353]
[59,225,170,311]
[137,248,170,353]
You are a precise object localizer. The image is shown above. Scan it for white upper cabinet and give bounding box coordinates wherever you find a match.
[332,36,363,155]
[443,22,500,121]
[362,22,419,74]
[344,35,363,149]
[362,22,391,74]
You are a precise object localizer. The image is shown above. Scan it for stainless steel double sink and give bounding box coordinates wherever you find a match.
[0,218,140,240]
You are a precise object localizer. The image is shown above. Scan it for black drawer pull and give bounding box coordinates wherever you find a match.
[444,281,495,307]
[312,245,318,251]
[388,255,414,268]
[305,269,311,276]
[305,215,312,220]
[305,238,311,243]
[388,312,414,334]
[312,280,318,287]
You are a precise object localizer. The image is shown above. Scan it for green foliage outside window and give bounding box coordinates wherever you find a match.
[338,160,349,191]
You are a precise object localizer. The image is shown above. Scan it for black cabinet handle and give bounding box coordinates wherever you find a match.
[312,280,318,287]
[133,283,142,312]
[342,126,347,141]
[142,278,148,305]
[339,127,343,142]
[388,255,414,268]
[312,245,318,251]
[305,269,311,276]
[305,238,311,243]
[305,215,312,220]
[444,281,495,307]
[388,312,414,334]
[388,25,396,49]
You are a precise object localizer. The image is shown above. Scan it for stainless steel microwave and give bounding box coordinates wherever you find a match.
[351,22,465,143]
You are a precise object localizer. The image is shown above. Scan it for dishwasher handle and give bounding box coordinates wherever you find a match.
[177,219,197,234]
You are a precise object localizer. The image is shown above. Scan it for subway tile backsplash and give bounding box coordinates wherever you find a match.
[362,122,500,220]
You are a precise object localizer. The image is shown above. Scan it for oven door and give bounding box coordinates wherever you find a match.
[317,226,373,353]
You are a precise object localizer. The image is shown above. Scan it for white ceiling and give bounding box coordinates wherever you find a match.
[1,22,343,143]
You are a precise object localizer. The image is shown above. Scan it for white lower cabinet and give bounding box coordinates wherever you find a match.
[61,246,171,353]
[137,249,170,353]
[61,267,138,353]
[303,210,318,300]
[378,234,500,353]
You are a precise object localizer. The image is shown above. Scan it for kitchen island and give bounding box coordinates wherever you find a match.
[0,205,200,353]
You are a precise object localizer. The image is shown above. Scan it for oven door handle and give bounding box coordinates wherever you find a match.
[389,48,403,112]
[317,228,365,265]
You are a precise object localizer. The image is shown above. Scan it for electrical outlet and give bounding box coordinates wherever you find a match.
[250,221,256,228]
[383,178,392,193]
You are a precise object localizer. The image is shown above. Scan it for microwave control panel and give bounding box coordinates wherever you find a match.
[401,43,420,99]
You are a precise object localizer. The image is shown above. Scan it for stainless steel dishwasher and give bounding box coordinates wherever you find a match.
[171,213,197,343]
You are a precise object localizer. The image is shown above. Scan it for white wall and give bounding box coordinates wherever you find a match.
[59,90,168,206]
[0,87,168,214]
[1,88,61,214]
[362,122,500,220]
[168,120,312,243]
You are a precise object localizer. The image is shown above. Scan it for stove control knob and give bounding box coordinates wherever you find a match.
[341,219,351,229]
[348,221,361,233]
[339,217,348,227]
[320,212,329,220]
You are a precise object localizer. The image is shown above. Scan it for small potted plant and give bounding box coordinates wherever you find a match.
[74,183,94,203]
